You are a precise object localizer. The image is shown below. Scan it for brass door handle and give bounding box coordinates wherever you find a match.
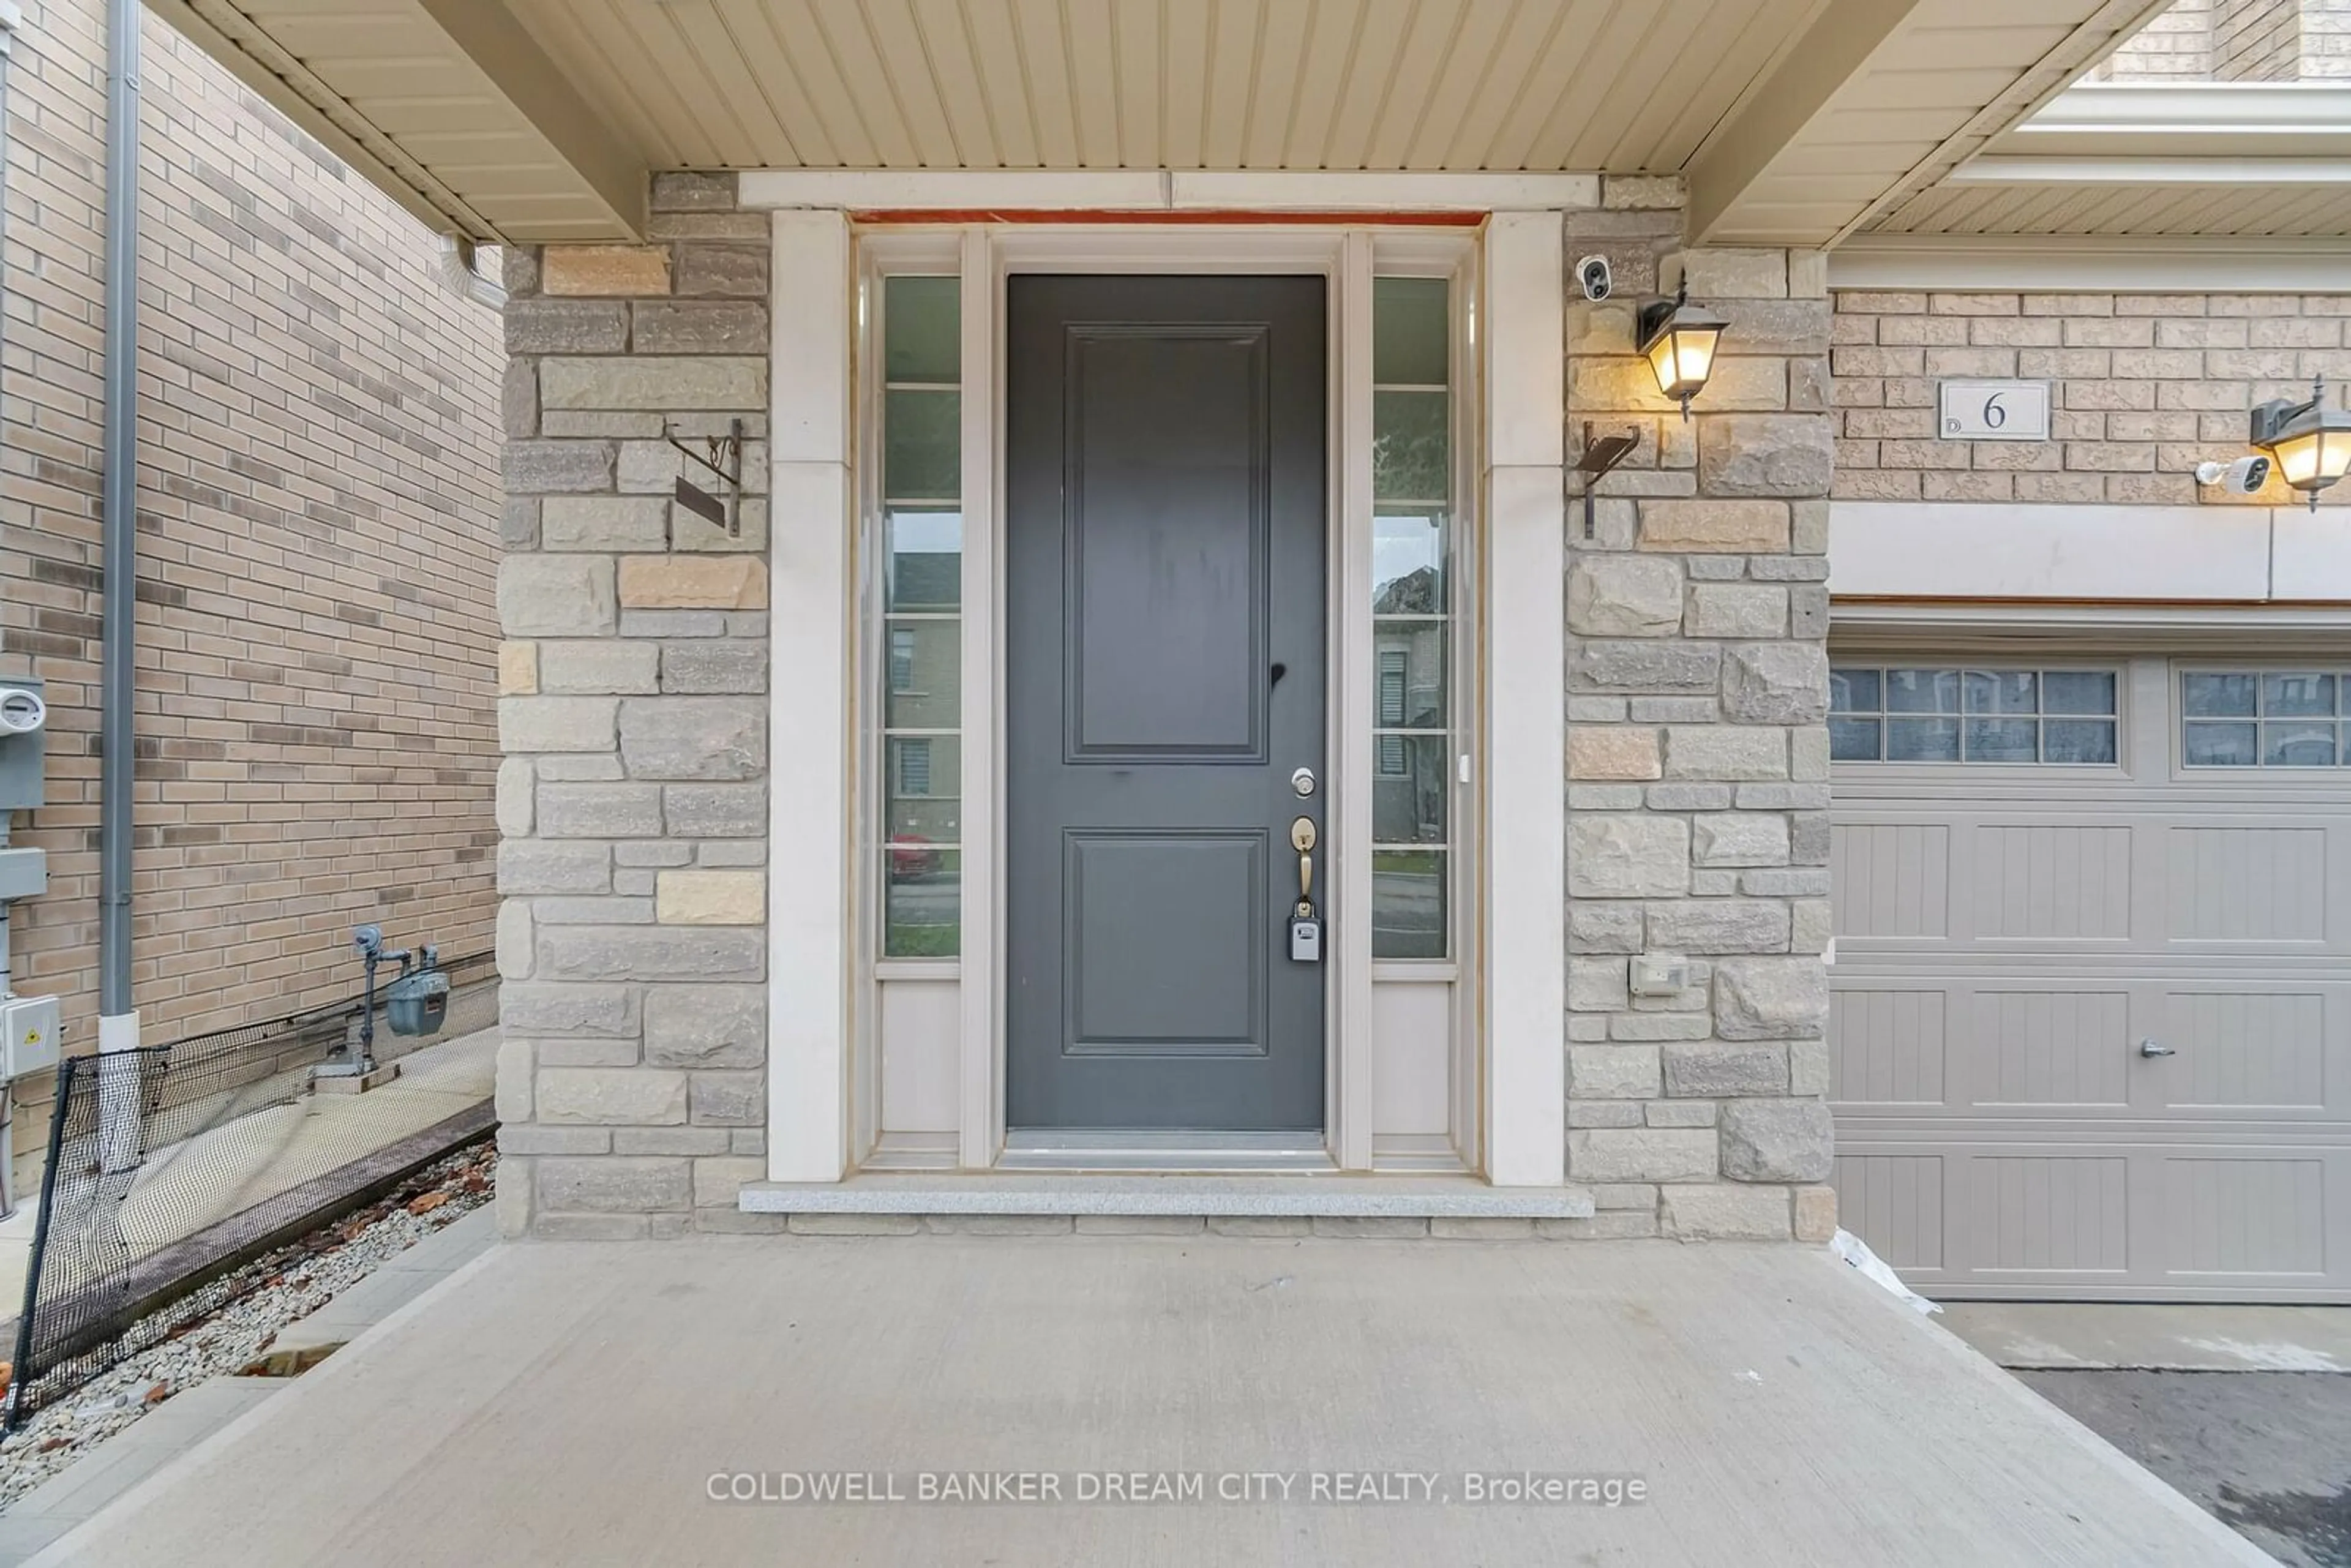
[1291,817,1317,910]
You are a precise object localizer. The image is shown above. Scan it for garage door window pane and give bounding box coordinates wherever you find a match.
[2043,719,2118,765]
[2265,722,2337,767]
[2264,673,2334,718]
[1831,669,1880,714]
[1886,716,1961,762]
[1829,716,1881,761]
[1886,669,1960,713]
[1965,671,2036,715]
[1963,718,2037,762]
[2181,670,2351,768]
[2042,671,2116,716]
[1834,666,2118,765]
[2183,673,2257,718]
[2184,721,2260,768]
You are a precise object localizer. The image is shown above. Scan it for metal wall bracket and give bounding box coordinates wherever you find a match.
[1573,421,1641,541]
[666,416,744,536]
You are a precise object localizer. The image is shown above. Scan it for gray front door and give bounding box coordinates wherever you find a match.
[1005,274,1327,1133]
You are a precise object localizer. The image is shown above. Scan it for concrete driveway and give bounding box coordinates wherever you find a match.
[32,1237,2263,1566]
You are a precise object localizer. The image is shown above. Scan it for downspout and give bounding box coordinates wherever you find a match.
[96,0,143,1172]
[0,0,20,1217]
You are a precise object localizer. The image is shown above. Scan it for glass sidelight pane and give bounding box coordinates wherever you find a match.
[1372,510,1449,613]
[1370,624,1447,729]
[1373,391,1450,503]
[1372,277,1449,386]
[877,274,964,960]
[1371,735,1449,844]
[885,276,960,383]
[884,848,961,959]
[1372,850,1446,960]
[882,618,962,728]
[884,508,962,611]
[884,389,961,501]
[1370,277,1456,962]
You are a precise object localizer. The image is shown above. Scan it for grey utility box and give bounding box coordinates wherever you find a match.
[0,677,47,811]
[0,847,43,901]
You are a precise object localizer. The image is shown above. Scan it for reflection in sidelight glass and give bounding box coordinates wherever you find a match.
[880,277,962,957]
[1371,277,1453,958]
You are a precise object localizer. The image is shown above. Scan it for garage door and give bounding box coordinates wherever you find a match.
[1829,653,2351,1302]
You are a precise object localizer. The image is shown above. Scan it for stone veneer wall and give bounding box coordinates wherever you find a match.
[1832,288,2351,506]
[494,173,1836,1239]
[493,172,774,1239]
[1560,184,1837,1244]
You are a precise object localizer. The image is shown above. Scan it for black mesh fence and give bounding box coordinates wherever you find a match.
[3,949,496,1428]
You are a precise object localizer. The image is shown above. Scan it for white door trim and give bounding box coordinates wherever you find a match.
[771,200,1569,1191]
[740,168,1599,214]
[1480,212,1567,1188]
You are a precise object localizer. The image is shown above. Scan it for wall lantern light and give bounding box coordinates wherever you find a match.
[2250,375,2351,511]
[1637,281,1728,421]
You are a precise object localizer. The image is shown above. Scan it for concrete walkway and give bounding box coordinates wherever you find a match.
[31,1237,2263,1566]
[0,1027,496,1313]
[0,1209,498,1564]
[18,1241,2257,1568]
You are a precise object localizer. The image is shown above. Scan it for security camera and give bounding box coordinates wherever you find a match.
[1575,255,1613,303]
[2194,454,2271,495]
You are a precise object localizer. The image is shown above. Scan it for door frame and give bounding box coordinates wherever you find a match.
[855,222,1477,1172]
[766,185,1570,1190]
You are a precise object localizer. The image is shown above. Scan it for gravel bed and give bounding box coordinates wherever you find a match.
[0,1139,496,1511]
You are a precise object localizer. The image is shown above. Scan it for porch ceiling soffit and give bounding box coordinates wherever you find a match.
[148,0,646,244]
[1685,0,2178,247]
[1861,83,2351,238]
[156,0,2185,250]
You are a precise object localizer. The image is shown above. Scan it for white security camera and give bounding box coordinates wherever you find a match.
[2194,454,2272,495]
[0,687,45,736]
[1575,255,1613,303]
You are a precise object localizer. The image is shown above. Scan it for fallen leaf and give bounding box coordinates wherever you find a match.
[407,1191,451,1215]
[144,1382,170,1405]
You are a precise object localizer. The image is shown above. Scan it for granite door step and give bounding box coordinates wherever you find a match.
[737,1174,1597,1221]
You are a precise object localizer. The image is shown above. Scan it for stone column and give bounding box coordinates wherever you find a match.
[494,173,773,1237]
[1561,181,1837,1242]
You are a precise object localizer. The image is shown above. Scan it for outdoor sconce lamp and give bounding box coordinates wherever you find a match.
[2250,375,2351,511]
[1638,281,1728,421]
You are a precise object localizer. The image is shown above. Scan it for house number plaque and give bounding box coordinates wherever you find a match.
[1938,380,2050,442]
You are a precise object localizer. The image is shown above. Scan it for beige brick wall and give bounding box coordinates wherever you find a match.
[1831,290,2351,506]
[0,2,503,1166]
[2098,0,2217,78]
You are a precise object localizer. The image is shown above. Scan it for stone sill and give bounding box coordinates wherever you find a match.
[738,1174,1596,1220]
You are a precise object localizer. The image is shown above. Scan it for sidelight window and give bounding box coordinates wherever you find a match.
[879,275,962,958]
[1370,277,1454,959]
